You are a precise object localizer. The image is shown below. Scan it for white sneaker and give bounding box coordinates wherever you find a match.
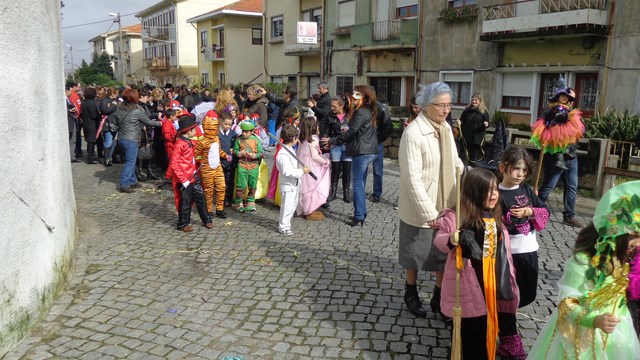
[278,229,294,236]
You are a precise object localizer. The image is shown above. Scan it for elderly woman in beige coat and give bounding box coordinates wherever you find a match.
[398,82,464,318]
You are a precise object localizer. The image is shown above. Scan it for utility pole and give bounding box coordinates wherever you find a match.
[65,44,74,80]
[110,12,125,84]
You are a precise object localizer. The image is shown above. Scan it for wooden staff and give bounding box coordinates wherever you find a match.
[533,145,546,192]
[267,132,318,180]
[451,166,463,360]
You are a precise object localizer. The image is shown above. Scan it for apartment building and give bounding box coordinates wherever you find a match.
[420,0,640,124]
[323,0,419,106]
[264,0,323,98]
[109,24,144,84]
[88,24,142,79]
[187,0,264,86]
[136,0,237,86]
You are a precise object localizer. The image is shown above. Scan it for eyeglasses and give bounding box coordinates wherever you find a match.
[431,103,452,110]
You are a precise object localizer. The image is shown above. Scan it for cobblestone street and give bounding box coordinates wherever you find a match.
[4,152,595,360]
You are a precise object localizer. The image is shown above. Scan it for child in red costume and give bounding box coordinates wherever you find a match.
[170,114,212,232]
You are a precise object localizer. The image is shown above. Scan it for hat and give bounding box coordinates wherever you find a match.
[548,75,575,103]
[593,181,640,238]
[177,114,197,134]
[169,100,182,110]
[204,110,218,120]
[239,121,255,131]
[587,181,640,288]
[164,83,173,90]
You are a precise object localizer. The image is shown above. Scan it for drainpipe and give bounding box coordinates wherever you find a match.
[320,0,326,80]
[415,0,424,87]
[599,0,615,112]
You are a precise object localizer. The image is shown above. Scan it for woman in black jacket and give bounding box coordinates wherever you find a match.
[100,87,119,166]
[81,87,101,164]
[324,94,353,203]
[322,85,378,226]
[459,92,490,163]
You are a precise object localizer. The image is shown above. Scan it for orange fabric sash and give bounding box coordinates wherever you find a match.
[483,218,498,360]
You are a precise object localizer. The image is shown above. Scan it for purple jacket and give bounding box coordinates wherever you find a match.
[434,209,520,318]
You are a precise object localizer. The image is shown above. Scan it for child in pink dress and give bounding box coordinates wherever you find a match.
[296,116,331,217]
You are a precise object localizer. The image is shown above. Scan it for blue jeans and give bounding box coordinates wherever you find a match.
[329,144,352,162]
[363,143,384,198]
[351,153,376,221]
[537,155,578,220]
[268,120,276,146]
[103,131,115,148]
[119,139,139,188]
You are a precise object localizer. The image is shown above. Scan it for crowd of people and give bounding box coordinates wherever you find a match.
[65,79,640,359]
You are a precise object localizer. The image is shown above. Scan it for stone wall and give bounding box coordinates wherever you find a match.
[0,2,77,356]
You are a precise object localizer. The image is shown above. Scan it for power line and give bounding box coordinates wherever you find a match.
[62,11,138,30]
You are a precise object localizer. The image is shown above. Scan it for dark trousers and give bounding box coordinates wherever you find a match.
[75,118,83,155]
[458,312,517,360]
[512,251,539,308]
[178,181,209,228]
[223,165,236,206]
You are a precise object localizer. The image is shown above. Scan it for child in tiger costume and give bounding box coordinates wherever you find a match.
[194,110,229,219]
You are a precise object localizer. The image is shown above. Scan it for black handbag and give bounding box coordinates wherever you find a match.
[138,128,154,160]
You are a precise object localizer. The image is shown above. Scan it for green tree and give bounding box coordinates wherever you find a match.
[74,53,115,85]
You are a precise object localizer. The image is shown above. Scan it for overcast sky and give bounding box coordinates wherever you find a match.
[61,0,158,71]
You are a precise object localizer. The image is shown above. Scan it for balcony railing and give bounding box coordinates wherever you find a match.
[283,33,321,56]
[373,19,400,40]
[204,45,224,61]
[481,0,609,39]
[144,56,170,70]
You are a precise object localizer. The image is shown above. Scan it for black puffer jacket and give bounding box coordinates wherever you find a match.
[375,102,393,144]
[330,107,378,157]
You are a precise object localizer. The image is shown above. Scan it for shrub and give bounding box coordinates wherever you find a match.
[584,110,640,141]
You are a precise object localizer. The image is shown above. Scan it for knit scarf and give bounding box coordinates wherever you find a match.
[426,117,456,210]
[483,217,498,360]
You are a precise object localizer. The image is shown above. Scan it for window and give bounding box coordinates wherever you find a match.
[308,76,321,98]
[271,15,283,39]
[441,72,472,106]
[303,8,323,37]
[271,76,284,83]
[337,0,356,27]
[169,10,175,24]
[336,76,354,95]
[502,73,533,111]
[252,28,263,45]
[200,31,208,48]
[220,73,225,85]
[396,5,418,18]
[370,77,401,106]
[448,0,477,7]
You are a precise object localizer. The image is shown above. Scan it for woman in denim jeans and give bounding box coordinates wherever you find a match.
[115,89,162,193]
[322,85,379,227]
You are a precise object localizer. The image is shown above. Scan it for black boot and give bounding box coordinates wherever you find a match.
[404,283,426,318]
[86,142,99,164]
[430,286,451,321]
[146,166,160,180]
[136,162,147,182]
[327,161,341,202]
[342,161,352,203]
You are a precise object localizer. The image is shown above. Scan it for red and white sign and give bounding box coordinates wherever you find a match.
[297,21,317,44]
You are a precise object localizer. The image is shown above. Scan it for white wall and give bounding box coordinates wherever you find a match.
[0,1,77,356]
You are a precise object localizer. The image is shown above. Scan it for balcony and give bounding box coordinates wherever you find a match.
[481,0,609,41]
[344,18,418,49]
[284,33,321,56]
[203,45,224,61]
[144,27,170,42]
[144,56,170,70]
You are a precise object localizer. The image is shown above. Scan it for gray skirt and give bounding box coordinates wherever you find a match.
[398,220,447,272]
